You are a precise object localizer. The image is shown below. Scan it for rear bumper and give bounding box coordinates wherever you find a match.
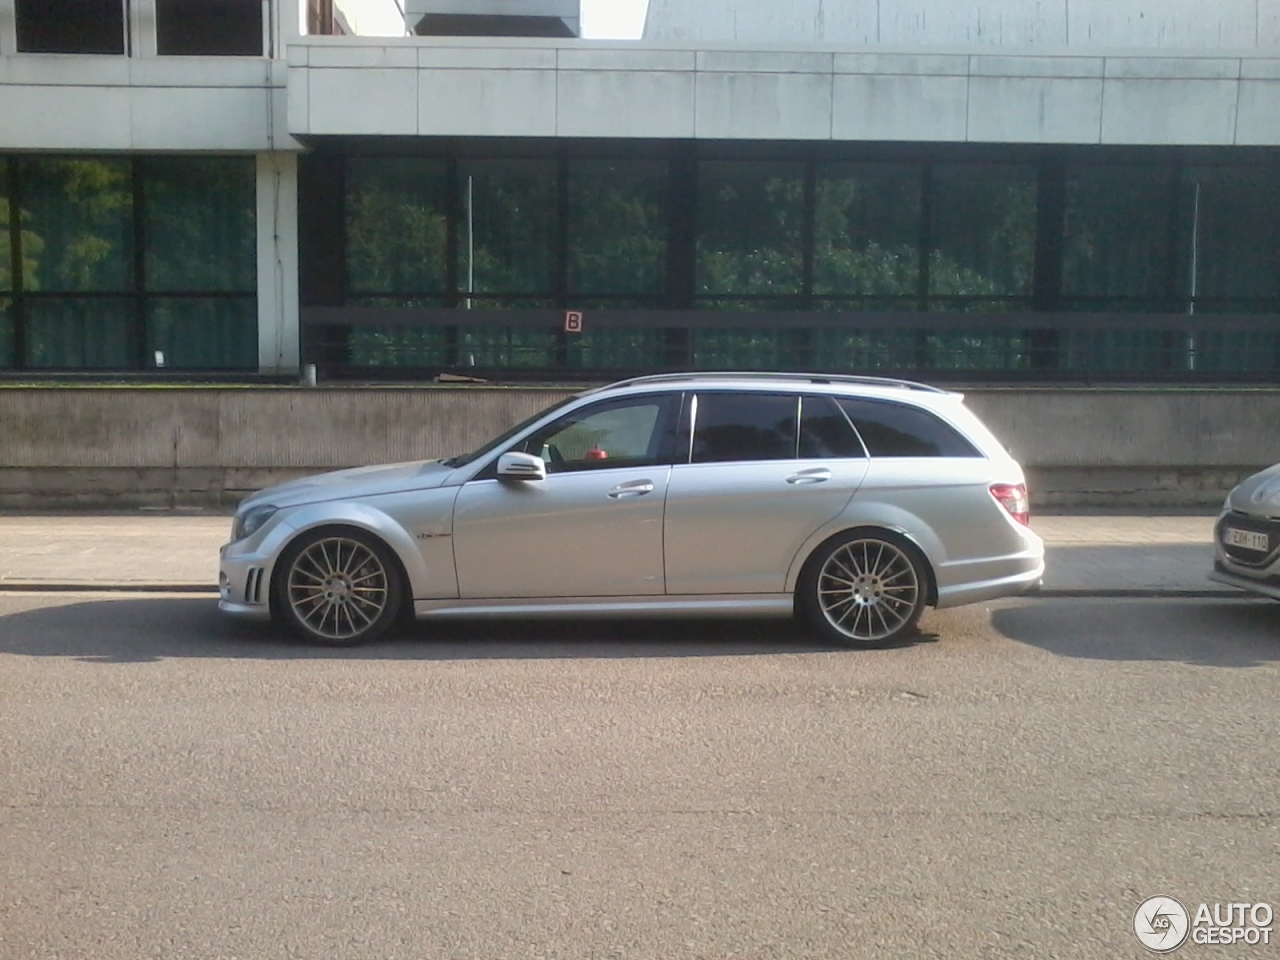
[935,560,1045,608]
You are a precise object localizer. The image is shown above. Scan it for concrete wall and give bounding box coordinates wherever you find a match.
[645,0,1280,49]
[0,56,294,152]
[2,387,1277,509]
[288,39,1280,146]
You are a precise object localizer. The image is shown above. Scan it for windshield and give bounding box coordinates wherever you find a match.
[443,395,581,470]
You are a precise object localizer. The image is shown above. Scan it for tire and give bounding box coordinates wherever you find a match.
[798,530,928,648]
[272,527,404,646]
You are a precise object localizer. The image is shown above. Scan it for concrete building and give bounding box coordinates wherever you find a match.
[1,0,1278,384]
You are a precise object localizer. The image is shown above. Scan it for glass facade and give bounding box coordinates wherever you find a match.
[301,141,1280,381]
[1,155,257,371]
[813,162,921,302]
[568,160,667,298]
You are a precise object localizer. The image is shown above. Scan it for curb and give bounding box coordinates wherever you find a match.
[1034,588,1242,599]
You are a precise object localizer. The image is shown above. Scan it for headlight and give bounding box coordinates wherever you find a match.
[234,504,278,541]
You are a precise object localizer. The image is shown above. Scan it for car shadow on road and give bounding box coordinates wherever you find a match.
[991,597,1280,667]
[0,596,941,663]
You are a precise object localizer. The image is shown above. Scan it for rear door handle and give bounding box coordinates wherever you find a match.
[608,480,655,498]
[786,468,832,485]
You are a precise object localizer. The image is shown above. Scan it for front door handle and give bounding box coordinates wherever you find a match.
[786,468,832,485]
[608,479,655,498]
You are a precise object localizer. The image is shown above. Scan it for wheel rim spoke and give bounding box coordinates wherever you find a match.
[287,537,390,640]
[817,539,920,642]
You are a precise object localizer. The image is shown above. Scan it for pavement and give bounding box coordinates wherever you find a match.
[0,511,1234,597]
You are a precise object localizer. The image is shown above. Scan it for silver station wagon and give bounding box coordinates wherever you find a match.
[219,373,1045,647]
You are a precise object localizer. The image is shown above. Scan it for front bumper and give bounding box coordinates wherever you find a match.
[218,541,274,620]
[1209,561,1280,601]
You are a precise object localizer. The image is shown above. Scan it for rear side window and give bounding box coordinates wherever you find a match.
[835,398,981,458]
[799,396,865,458]
[691,393,798,463]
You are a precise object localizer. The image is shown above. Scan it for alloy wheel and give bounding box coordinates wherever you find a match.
[816,537,922,644]
[286,535,392,642]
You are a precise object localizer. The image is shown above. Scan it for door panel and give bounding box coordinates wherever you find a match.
[664,459,868,595]
[453,467,671,599]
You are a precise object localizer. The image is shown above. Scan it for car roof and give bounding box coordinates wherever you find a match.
[587,372,964,407]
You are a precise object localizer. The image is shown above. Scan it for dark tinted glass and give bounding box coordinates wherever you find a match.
[1179,166,1280,300]
[24,298,133,369]
[143,157,256,292]
[347,158,448,295]
[1064,165,1174,301]
[836,398,979,458]
[156,0,263,55]
[799,396,865,458]
[0,299,13,368]
[16,0,124,54]
[147,297,257,370]
[20,158,133,292]
[457,159,556,296]
[814,162,922,298]
[691,393,798,463]
[0,171,10,292]
[930,164,1035,299]
[696,161,804,296]
[568,160,667,296]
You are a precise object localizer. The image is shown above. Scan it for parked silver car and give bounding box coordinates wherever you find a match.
[219,373,1044,647]
[1210,463,1280,601]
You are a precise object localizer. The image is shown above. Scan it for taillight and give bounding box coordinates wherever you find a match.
[990,482,1030,526]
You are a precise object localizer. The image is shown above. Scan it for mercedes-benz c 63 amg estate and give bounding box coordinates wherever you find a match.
[219,373,1045,647]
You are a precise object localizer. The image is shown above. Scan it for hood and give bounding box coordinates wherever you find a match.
[1228,462,1280,516]
[240,460,455,510]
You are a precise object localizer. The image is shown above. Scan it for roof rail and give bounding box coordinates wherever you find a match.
[606,372,950,394]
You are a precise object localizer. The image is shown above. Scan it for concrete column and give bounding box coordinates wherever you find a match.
[256,152,301,375]
[0,0,17,56]
[275,0,304,50]
[129,0,158,57]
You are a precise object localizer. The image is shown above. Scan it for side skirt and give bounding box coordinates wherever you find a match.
[413,594,795,620]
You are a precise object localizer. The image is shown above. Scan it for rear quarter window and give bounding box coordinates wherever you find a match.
[835,397,981,458]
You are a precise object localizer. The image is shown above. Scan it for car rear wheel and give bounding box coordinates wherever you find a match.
[273,528,404,646]
[800,531,927,647]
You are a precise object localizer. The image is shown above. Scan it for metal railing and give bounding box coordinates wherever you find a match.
[300,307,1280,384]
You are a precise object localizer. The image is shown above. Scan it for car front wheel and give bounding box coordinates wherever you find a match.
[273,528,404,646]
[799,531,927,647]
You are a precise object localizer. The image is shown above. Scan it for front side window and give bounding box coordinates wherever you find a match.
[836,398,980,458]
[516,396,674,473]
[690,393,798,464]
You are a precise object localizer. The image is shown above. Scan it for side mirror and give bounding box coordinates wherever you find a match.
[497,451,547,481]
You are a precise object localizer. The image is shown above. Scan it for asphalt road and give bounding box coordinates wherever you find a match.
[1,594,1277,960]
